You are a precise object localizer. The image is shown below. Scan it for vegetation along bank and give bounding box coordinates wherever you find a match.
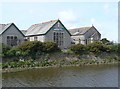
[1,38,120,73]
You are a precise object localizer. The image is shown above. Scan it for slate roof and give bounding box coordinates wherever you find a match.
[0,23,13,34]
[21,30,27,35]
[25,19,58,36]
[69,26,92,35]
[0,23,25,36]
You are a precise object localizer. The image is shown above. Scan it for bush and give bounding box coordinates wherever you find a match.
[87,41,110,54]
[2,41,61,60]
[2,62,9,68]
[18,41,43,52]
[100,38,113,45]
[69,44,87,55]
[6,47,20,57]
[118,44,120,53]
[2,43,11,57]
[43,42,61,53]
[17,41,44,60]
[107,44,118,53]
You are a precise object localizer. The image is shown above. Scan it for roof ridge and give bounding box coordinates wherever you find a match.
[69,26,92,30]
[32,19,58,26]
[80,26,92,28]
[0,23,12,25]
[0,23,13,35]
[0,23,6,25]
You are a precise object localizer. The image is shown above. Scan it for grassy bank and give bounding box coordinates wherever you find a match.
[2,54,119,73]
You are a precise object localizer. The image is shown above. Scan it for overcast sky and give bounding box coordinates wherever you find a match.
[0,2,118,42]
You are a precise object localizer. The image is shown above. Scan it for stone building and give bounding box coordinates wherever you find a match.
[69,25,101,45]
[0,23,25,46]
[0,20,101,48]
[25,19,71,49]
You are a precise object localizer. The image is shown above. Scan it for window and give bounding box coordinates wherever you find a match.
[90,37,93,43]
[34,36,38,41]
[7,36,10,46]
[61,33,64,46]
[7,36,18,46]
[14,36,17,46]
[53,32,64,47]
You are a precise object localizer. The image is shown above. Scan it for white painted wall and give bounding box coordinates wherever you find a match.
[28,35,45,42]
[38,35,45,42]
[71,35,85,45]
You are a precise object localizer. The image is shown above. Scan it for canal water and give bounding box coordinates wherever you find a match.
[2,64,118,87]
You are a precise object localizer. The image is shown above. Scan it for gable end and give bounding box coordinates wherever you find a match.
[45,20,71,36]
[1,23,25,37]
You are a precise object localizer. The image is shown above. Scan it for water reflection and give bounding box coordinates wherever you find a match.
[2,64,118,87]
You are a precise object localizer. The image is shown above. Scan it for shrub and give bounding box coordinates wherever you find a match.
[18,41,43,52]
[6,47,20,57]
[69,44,87,55]
[2,43,11,57]
[87,41,110,54]
[2,41,61,60]
[17,41,44,60]
[107,44,118,53]
[43,42,61,53]
[118,44,120,53]
[100,38,113,45]
[2,62,9,69]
